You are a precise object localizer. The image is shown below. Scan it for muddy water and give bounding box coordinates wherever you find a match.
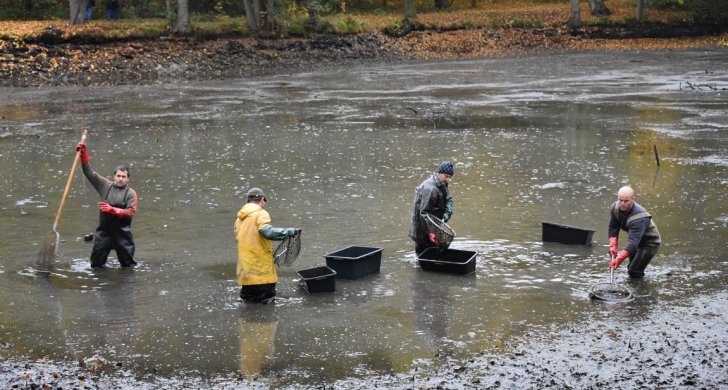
[1,49,727,385]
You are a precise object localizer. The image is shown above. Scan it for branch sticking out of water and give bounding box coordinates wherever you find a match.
[680,81,724,91]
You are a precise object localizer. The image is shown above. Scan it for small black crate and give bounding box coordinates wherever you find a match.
[417,248,477,275]
[541,221,595,245]
[297,266,337,294]
[324,246,383,280]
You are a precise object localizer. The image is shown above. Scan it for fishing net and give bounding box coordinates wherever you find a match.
[589,270,633,302]
[274,229,302,268]
[425,214,455,251]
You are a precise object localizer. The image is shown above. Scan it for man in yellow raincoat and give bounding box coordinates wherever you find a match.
[235,187,297,303]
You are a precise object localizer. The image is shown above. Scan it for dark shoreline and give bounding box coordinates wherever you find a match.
[0,33,399,88]
[2,23,726,88]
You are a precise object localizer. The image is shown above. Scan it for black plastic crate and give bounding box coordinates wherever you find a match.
[541,221,595,245]
[324,246,383,280]
[297,266,337,294]
[417,248,477,275]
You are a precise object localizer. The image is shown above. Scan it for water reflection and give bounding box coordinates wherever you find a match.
[411,269,478,356]
[95,269,139,361]
[32,274,72,359]
[412,273,454,353]
[238,305,278,378]
[69,268,139,366]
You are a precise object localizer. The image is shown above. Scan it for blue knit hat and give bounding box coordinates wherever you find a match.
[437,161,454,176]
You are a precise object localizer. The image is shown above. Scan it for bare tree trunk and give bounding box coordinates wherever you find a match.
[174,0,191,34]
[264,0,275,32]
[69,0,86,25]
[253,0,263,31]
[589,0,611,16]
[568,0,581,29]
[470,0,477,8]
[636,0,645,22]
[404,0,416,20]
[140,0,149,18]
[166,0,178,31]
[242,0,273,34]
[243,0,259,33]
[304,0,321,32]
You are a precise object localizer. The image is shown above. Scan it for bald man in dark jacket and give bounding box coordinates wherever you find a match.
[608,186,661,278]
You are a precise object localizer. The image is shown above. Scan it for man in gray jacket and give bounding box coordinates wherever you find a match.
[77,139,138,268]
[608,186,661,278]
[409,161,454,255]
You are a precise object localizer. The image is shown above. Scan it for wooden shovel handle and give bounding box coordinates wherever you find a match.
[52,130,87,230]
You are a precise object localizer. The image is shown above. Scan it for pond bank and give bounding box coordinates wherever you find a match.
[1,24,727,88]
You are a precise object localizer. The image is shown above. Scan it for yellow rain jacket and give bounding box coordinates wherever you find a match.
[235,203,277,286]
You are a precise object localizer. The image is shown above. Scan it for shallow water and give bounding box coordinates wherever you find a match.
[1,48,727,385]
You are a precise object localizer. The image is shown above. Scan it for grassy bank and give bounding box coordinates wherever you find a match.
[0,0,709,43]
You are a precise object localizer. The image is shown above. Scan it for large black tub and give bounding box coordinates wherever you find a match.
[416,248,477,275]
[541,221,595,245]
[324,246,383,280]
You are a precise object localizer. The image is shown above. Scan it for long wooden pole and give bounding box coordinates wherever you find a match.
[51,130,87,231]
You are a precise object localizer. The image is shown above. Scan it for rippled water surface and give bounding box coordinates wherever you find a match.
[1,49,727,384]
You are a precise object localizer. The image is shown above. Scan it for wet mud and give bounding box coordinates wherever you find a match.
[2,291,726,389]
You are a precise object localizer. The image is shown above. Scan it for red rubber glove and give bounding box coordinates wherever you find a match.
[76,140,90,164]
[428,232,438,244]
[99,202,129,218]
[608,237,619,258]
[609,250,630,269]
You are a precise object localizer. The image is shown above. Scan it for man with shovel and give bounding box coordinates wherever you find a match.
[76,139,138,268]
[409,161,454,255]
[608,186,661,278]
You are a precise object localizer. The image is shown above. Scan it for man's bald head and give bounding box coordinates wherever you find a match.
[617,186,635,212]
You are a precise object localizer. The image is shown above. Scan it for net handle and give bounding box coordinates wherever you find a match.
[609,254,615,283]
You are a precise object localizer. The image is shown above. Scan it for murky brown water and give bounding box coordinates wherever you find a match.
[1,48,727,385]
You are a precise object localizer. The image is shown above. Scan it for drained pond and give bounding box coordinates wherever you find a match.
[1,48,727,388]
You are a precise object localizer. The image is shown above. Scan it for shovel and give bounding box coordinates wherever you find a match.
[36,130,87,272]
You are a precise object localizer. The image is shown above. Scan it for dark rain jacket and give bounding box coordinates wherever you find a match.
[608,201,661,254]
[409,173,452,245]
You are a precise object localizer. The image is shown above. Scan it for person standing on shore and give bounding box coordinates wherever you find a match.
[76,139,138,268]
[106,0,119,19]
[409,161,454,255]
[235,188,297,304]
[85,0,95,21]
[607,185,661,278]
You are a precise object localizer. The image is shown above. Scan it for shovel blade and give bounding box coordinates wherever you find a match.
[36,230,59,272]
